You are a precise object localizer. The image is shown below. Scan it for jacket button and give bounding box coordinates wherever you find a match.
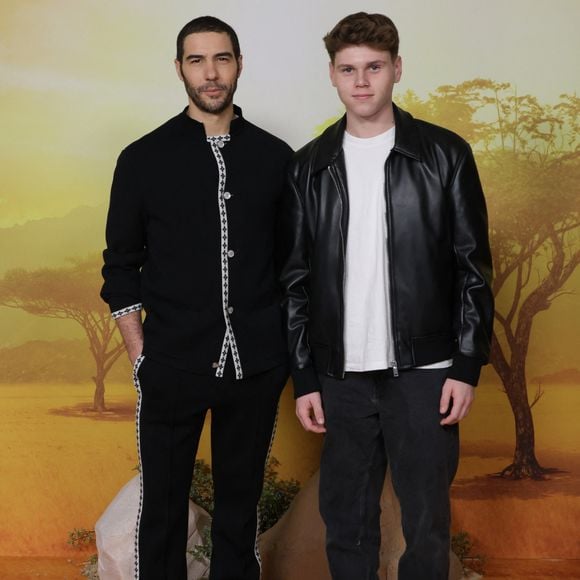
[211,362,219,369]
[227,249,235,258]
[224,191,232,200]
[227,306,234,314]
[217,141,225,149]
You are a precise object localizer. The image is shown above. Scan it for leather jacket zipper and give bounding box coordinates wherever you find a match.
[384,157,400,376]
[328,163,348,379]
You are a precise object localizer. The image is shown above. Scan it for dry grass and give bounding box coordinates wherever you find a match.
[0,378,578,567]
[0,556,86,579]
[0,383,139,556]
[451,381,580,561]
[0,380,319,557]
[484,558,580,578]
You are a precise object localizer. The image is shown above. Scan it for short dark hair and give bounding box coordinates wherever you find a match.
[323,12,399,63]
[176,16,241,62]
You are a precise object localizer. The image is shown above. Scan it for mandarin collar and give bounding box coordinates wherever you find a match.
[178,104,245,137]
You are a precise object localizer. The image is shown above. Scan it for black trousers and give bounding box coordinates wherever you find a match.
[319,369,459,580]
[133,356,287,580]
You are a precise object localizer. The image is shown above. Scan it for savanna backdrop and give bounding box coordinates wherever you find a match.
[1,0,578,577]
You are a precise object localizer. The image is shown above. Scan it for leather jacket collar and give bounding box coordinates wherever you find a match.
[312,103,422,173]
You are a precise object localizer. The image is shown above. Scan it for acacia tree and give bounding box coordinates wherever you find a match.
[400,82,580,478]
[0,255,125,411]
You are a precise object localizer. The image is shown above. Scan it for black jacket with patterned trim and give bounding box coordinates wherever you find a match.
[101,106,293,378]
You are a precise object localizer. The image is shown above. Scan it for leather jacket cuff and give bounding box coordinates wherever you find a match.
[447,353,483,386]
[291,365,321,399]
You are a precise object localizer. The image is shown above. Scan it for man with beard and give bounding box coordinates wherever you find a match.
[101,16,292,580]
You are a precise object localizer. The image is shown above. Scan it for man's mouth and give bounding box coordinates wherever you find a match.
[201,84,226,95]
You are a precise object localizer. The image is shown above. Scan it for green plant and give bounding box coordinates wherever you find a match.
[67,527,96,548]
[451,530,486,575]
[259,457,300,532]
[189,457,300,562]
[190,459,215,515]
[81,553,99,579]
[67,529,98,579]
[188,525,213,563]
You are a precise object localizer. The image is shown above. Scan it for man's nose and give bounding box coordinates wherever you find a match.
[355,70,369,87]
[205,62,218,80]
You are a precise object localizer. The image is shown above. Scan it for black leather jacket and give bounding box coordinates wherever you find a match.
[280,104,494,398]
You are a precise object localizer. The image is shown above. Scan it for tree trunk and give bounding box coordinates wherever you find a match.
[500,368,545,479]
[92,354,107,412]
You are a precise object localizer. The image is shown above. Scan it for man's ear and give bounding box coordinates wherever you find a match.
[174,59,184,81]
[237,54,243,78]
[394,55,402,83]
[329,61,337,87]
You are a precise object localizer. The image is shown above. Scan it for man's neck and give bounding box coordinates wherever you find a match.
[345,105,395,139]
[186,103,235,136]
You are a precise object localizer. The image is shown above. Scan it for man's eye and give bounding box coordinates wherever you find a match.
[342,67,353,73]
[370,64,381,71]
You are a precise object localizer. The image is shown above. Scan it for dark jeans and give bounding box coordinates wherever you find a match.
[133,356,287,580]
[319,369,459,580]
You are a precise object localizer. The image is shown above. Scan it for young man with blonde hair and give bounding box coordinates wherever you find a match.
[281,12,493,579]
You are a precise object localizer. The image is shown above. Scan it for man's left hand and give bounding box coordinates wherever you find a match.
[439,378,475,425]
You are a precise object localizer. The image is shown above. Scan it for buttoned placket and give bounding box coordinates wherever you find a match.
[207,134,243,379]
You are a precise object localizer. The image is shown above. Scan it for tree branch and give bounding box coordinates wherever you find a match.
[494,310,516,353]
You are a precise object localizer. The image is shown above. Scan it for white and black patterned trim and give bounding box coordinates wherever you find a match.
[254,404,280,575]
[132,354,145,578]
[207,135,243,380]
[112,303,142,320]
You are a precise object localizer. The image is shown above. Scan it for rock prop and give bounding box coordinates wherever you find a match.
[95,475,211,579]
[259,469,464,579]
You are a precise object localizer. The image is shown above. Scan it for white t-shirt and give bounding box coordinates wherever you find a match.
[343,128,395,371]
[342,127,452,372]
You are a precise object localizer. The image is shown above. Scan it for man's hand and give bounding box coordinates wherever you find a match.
[439,378,475,425]
[296,392,326,433]
[115,310,144,366]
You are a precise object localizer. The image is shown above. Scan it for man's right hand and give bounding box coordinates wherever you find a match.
[296,392,326,433]
[114,310,144,367]
[128,349,143,368]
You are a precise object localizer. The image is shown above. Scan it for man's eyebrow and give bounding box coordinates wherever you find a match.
[337,59,387,68]
[185,51,234,61]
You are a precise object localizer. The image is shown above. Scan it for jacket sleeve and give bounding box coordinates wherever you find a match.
[447,144,494,386]
[100,148,147,317]
[279,167,321,398]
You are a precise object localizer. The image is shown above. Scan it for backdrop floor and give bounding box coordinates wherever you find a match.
[0,557,578,579]
[0,381,578,561]
[0,557,86,578]
[452,382,580,561]
[485,558,580,578]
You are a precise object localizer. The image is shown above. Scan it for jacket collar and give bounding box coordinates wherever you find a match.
[312,103,422,173]
[178,104,245,137]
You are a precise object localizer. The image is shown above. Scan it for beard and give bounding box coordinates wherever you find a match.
[183,75,238,115]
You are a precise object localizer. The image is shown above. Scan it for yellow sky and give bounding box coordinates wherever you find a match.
[0,0,579,227]
[0,0,578,370]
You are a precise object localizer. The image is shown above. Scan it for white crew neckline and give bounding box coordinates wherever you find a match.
[344,126,395,148]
